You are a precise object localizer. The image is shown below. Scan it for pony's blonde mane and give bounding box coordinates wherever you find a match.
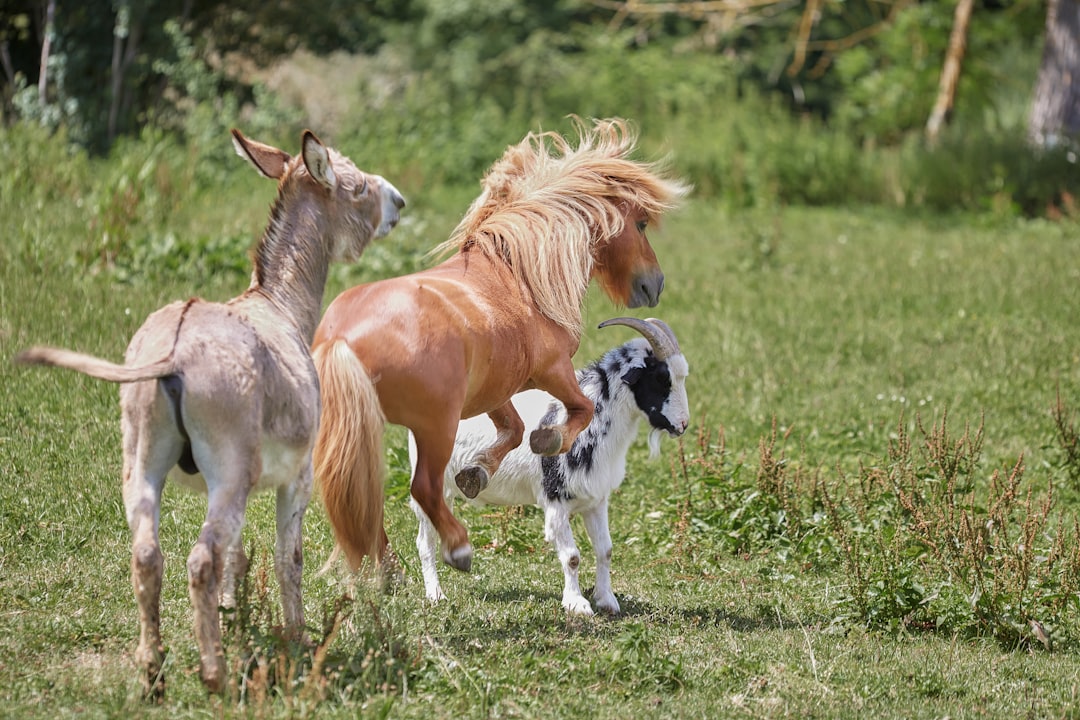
[435,117,689,335]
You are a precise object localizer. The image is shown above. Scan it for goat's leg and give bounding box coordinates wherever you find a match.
[455,401,524,498]
[410,497,447,602]
[411,432,472,572]
[529,359,595,456]
[275,463,311,640]
[582,499,619,614]
[543,503,592,615]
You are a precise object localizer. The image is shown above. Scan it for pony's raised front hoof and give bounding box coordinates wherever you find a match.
[442,543,473,572]
[529,427,563,456]
[455,466,489,499]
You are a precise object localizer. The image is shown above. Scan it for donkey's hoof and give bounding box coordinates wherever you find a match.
[529,427,562,456]
[199,660,227,696]
[455,466,489,499]
[442,543,473,572]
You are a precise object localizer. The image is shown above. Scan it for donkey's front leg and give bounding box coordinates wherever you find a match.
[530,360,594,456]
[275,464,311,639]
[454,401,525,498]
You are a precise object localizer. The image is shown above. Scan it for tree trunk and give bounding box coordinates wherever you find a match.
[1029,0,1080,147]
[37,0,56,107]
[926,0,974,144]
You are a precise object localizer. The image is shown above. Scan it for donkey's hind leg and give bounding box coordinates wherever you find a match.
[188,456,256,694]
[274,461,312,639]
[120,384,182,700]
[454,401,525,498]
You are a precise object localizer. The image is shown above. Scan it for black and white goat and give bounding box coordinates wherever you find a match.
[407,317,689,615]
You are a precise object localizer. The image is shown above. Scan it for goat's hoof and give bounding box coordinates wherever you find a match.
[529,427,562,456]
[455,466,489,499]
[442,543,473,572]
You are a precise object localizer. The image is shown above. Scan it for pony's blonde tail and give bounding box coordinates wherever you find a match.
[312,339,386,572]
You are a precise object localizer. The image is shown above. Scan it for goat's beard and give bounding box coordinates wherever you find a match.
[647,428,663,459]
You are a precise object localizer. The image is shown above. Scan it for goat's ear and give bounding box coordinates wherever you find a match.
[231,129,290,180]
[620,365,645,386]
[301,130,337,190]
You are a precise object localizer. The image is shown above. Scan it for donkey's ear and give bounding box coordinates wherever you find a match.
[301,130,336,190]
[231,129,290,180]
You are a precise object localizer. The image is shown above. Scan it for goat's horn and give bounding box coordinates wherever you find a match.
[598,316,680,361]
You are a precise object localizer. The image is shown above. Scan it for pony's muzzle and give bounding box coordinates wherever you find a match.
[628,269,664,308]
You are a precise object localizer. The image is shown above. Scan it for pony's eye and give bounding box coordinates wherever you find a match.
[636,219,648,233]
[353,177,368,198]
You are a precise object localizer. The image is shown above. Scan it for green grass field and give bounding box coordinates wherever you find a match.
[1,133,1079,718]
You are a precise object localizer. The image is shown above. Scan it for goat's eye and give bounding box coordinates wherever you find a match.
[636,219,648,233]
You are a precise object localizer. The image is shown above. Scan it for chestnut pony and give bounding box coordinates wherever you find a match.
[312,118,687,574]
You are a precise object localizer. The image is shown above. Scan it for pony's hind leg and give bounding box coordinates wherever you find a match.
[274,462,311,639]
[454,401,525,498]
[411,432,472,572]
[410,496,447,602]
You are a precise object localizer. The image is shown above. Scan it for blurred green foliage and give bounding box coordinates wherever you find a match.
[1,0,1072,216]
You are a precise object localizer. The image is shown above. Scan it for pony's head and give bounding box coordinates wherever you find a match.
[440,117,689,337]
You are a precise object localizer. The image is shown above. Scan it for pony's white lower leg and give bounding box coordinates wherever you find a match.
[411,497,446,602]
[583,501,619,614]
[544,505,592,615]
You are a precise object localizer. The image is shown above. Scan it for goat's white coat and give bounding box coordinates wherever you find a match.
[409,337,690,615]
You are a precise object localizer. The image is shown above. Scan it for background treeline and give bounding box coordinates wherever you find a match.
[0,0,1074,215]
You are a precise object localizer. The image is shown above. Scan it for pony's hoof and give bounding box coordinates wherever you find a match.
[529,427,562,456]
[455,466,489,499]
[442,544,473,572]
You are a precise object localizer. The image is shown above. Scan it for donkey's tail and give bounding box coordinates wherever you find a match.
[312,339,386,572]
[14,346,175,383]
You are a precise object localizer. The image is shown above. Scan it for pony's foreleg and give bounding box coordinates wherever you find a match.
[274,462,311,639]
[529,363,595,456]
[581,499,619,615]
[454,402,524,498]
[411,435,472,572]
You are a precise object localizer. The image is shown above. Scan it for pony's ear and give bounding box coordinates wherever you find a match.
[231,129,290,180]
[301,130,337,190]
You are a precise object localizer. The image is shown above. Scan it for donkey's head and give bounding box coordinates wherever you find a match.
[231,129,406,263]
